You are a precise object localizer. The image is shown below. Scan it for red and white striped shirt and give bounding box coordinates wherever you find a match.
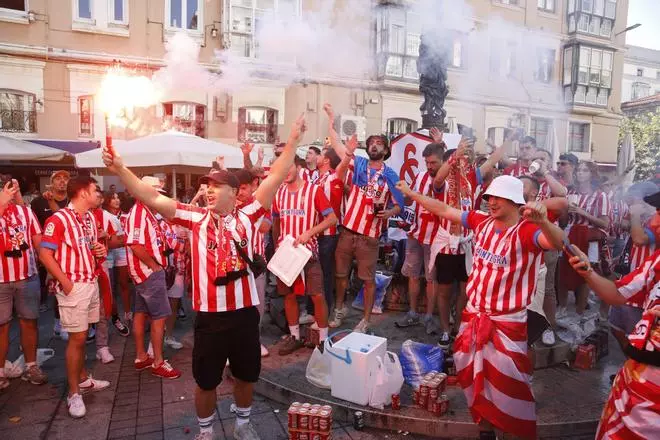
[300,168,319,183]
[503,163,530,178]
[629,217,656,272]
[170,201,266,312]
[610,200,629,239]
[567,189,609,228]
[237,198,270,258]
[125,202,168,285]
[342,160,396,239]
[316,170,344,236]
[272,181,333,255]
[41,207,99,285]
[409,172,441,246]
[463,211,545,313]
[0,205,41,283]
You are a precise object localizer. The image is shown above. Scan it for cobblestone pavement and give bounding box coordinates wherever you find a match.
[0,299,435,440]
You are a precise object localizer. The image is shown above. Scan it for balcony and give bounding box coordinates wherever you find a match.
[0,109,36,133]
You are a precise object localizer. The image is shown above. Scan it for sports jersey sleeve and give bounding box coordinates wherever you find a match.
[242,199,266,223]
[125,206,146,246]
[314,188,334,217]
[108,214,124,236]
[518,221,544,251]
[40,215,65,250]
[27,207,42,237]
[103,211,118,236]
[384,167,405,208]
[171,202,205,230]
[615,253,656,305]
[462,210,489,230]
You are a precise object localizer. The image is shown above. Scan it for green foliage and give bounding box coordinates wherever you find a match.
[619,109,660,182]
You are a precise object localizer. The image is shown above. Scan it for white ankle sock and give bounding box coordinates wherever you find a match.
[198,414,214,434]
[289,325,300,340]
[234,406,251,427]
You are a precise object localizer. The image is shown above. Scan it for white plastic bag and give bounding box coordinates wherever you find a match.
[368,351,405,409]
[3,348,55,378]
[305,346,331,389]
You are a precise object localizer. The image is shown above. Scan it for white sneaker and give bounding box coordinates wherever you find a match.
[353,318,369,334]
[299,311,315,325]
[78,375,110,394]
[542,329,556,346]
[329,306,348,328]
[147,342,154,357]
[261,344,269,357]
[67,393,86,418]
[164,336,183,350]
[95,347,115,364]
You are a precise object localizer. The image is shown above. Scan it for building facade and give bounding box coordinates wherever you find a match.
[621,45,660,103]
[0,0,629,180]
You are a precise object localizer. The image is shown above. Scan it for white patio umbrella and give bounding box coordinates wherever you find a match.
[75,131,245,198]
[618,131,636,186]
[0,135,71,161]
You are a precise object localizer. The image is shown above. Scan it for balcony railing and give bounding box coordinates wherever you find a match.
[0,109,36,133]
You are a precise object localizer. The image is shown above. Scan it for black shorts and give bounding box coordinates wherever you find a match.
[527,310,549,347]
[435,253,468,284]
[193,306,261,390]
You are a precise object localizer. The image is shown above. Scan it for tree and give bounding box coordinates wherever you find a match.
[619,109,660,182]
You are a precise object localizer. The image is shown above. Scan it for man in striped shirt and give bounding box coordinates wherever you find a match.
[39,176,111,418]
[324,103,405,333]
[103,115,306,440]
[397,175,565,439]
[272,160,337,355]
[125,176,181,380]
[0,179,47,390]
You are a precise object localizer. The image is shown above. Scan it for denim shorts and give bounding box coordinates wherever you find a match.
[134,270,171,319]
[0,275,40,324]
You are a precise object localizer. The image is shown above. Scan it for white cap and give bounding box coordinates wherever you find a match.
[141,176,166,193]
[483,175,526,205]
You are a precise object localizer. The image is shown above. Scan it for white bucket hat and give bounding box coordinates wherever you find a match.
[483,175,526,205]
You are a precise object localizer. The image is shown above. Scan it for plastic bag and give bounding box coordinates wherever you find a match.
[369,351,405,409]
[305,346,331,389]
[399,340,444,388]
[352,272,392,314]
[3,348,54,378]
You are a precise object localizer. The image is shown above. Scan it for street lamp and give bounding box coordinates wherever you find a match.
[615,23,641,36]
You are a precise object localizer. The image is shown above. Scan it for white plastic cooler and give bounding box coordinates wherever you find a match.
[325,332,387,406]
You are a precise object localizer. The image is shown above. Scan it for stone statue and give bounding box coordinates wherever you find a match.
[417,31,450,130]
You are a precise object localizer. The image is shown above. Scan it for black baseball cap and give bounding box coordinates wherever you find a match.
[644,190,660,209]
[199,169,239,189]
[558,153,578,166]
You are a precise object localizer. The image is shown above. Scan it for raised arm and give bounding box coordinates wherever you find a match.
[323,103,347,159]
[522,201,565,250]
[241,142,255,169]
[629,204,652,246]
[254,114,306,210]
[433,138,469,189]
[335,133,357,184]
[103,151,177,220]
[396,180,462,224]
[568,248,627,305]
[481,140,508,179]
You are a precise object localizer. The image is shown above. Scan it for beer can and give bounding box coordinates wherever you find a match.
[288,432,299,440]
[298,408,310,430]
[288,406,299,429]
[426,395,435,412]
[436,373,447,392]
[424,372,436,381]
[309,408,320,431]
[418,392,428,409]
[420,380,430,397]
[439,394,449,415]
[413,388,420,406]
[353,411,364,431]
[321,405,332,415]
[311,404,322,412]
[318,434,330,440]
[302,402,312,410]
[429,386,439,401]
[391,393,401,410]
[319,410,332,432]
[310,433,321,440]
[298,432,309,440]
[431,400,441,415]
[291,402,302,408]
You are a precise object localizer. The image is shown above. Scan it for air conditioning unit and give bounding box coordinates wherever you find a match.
[334,115,367,142]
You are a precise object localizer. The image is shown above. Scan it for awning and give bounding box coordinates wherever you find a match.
[0,136,71,161]
[29,139,101,155]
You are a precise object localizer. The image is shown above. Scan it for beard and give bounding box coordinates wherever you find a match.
[367,149,386,161]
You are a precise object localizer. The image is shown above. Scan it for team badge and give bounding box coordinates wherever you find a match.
[45,223,55,236]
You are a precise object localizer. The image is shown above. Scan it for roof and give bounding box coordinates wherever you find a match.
[625,45,660,65]
[621,92,660,110]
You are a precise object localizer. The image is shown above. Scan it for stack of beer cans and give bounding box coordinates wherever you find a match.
[287,402,333,439]
[412,371,450,416]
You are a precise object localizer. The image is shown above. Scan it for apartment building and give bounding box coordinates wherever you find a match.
[621,44,660,103]
[0,0,628,176]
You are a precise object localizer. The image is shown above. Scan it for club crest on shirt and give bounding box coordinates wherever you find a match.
[132,228,141,240]
[44,223,55,236]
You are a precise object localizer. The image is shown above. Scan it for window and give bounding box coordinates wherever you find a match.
[72,0,129,31]
[567,0,616,38]
[636,68,644,77]
[490,40,517,78]
[376,6,424,81]
[110,0,127,24]
[451,39,465,68]
[495,0,519,5]
[387,118,418,139]
[535,49,555,83]
[0,90,36,133]
[238,107,278,143]
[563,45,612,106]
[529,118,552,150]
[163,102,206,138]
[568,122,590,152]
[167,0,200,31]
[0,1,26,11]
[538,0,555,12]
[228,0,301,59]
[77,0,92,20]
[78,95,94,137]
[631,82,651,100]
